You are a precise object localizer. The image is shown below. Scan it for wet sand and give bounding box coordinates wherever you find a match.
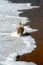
[17,7,43,65]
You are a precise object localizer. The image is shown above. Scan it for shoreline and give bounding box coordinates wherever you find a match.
[17,7,43,65]
[0,1,43,64]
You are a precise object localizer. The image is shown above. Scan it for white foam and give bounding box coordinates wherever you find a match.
[10,31,20,37]
[24,26,38,33]
[0,34,36,56]
[6,53,18,61]
[0,0,40,18]
[5,53,36,65]
[0,1,40,12]
[0,0,39,65]
[0,26,37,55]
[0,15,29,25]
[0,50,37,65]
[0,61,37,65]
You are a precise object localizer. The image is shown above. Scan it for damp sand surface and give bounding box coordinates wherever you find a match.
[18,7,43,65]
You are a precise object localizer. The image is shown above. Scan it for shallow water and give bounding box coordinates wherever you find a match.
[0,0,40,65]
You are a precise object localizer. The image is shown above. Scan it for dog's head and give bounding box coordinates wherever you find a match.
[16,26,24,35]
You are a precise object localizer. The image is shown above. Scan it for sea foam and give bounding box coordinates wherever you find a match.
[0,0,39,65]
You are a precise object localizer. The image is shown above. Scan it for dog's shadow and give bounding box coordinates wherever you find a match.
[21,32,31,37]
